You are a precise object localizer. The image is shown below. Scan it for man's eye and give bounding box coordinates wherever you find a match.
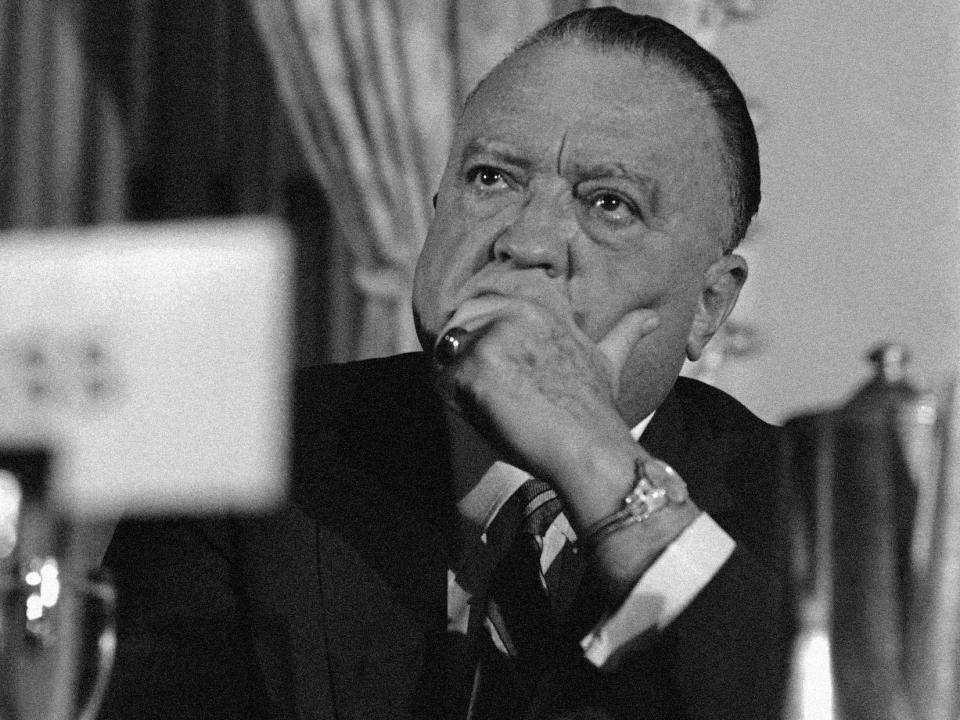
[590,192,636,222]
[595,194,622,212]
[467,166,507,189]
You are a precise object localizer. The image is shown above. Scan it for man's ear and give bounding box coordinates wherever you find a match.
[686,253,748,361]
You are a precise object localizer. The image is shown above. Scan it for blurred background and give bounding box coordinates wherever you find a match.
[1,0,957,424]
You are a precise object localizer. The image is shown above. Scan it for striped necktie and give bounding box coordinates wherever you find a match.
[468,478,585,719]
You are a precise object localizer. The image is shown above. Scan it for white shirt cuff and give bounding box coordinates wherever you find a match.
[580,513,735,669]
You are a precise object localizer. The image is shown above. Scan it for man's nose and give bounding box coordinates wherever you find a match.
[491,188,573,277]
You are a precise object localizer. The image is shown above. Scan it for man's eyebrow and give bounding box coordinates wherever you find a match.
[459,140,534,172]
[571,162,656,187]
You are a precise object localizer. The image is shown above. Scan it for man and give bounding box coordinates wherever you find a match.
[102,8,787,720]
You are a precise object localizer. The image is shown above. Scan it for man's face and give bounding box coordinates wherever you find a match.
[413,41,740,422]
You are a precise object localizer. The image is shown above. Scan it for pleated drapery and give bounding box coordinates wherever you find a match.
[247,1,569,359]
[0,0,126,229]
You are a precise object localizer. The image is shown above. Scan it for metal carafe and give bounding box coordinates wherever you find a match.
[780,343,955,720]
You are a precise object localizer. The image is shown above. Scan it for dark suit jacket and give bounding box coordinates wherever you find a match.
[101,352,788,720]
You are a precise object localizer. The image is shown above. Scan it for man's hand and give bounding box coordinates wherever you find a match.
[434,293,646,485]
[432,293,701,593]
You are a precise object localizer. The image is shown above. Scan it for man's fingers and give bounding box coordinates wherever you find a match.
[596,309,660,375]
[440,296,658,379]
[440,294,516,337]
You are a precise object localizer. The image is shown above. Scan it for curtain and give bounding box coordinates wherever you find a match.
[247,0,559,360]
[247,0,744,361]
[0,0,126,229]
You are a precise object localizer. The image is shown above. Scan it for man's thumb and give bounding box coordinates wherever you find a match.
[596,309,660,374]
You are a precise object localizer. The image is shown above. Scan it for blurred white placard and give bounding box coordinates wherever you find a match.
[0,217,293,518]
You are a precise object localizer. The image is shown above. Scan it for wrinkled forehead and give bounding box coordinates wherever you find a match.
[459,42,720,166]
[452,41,731,236]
